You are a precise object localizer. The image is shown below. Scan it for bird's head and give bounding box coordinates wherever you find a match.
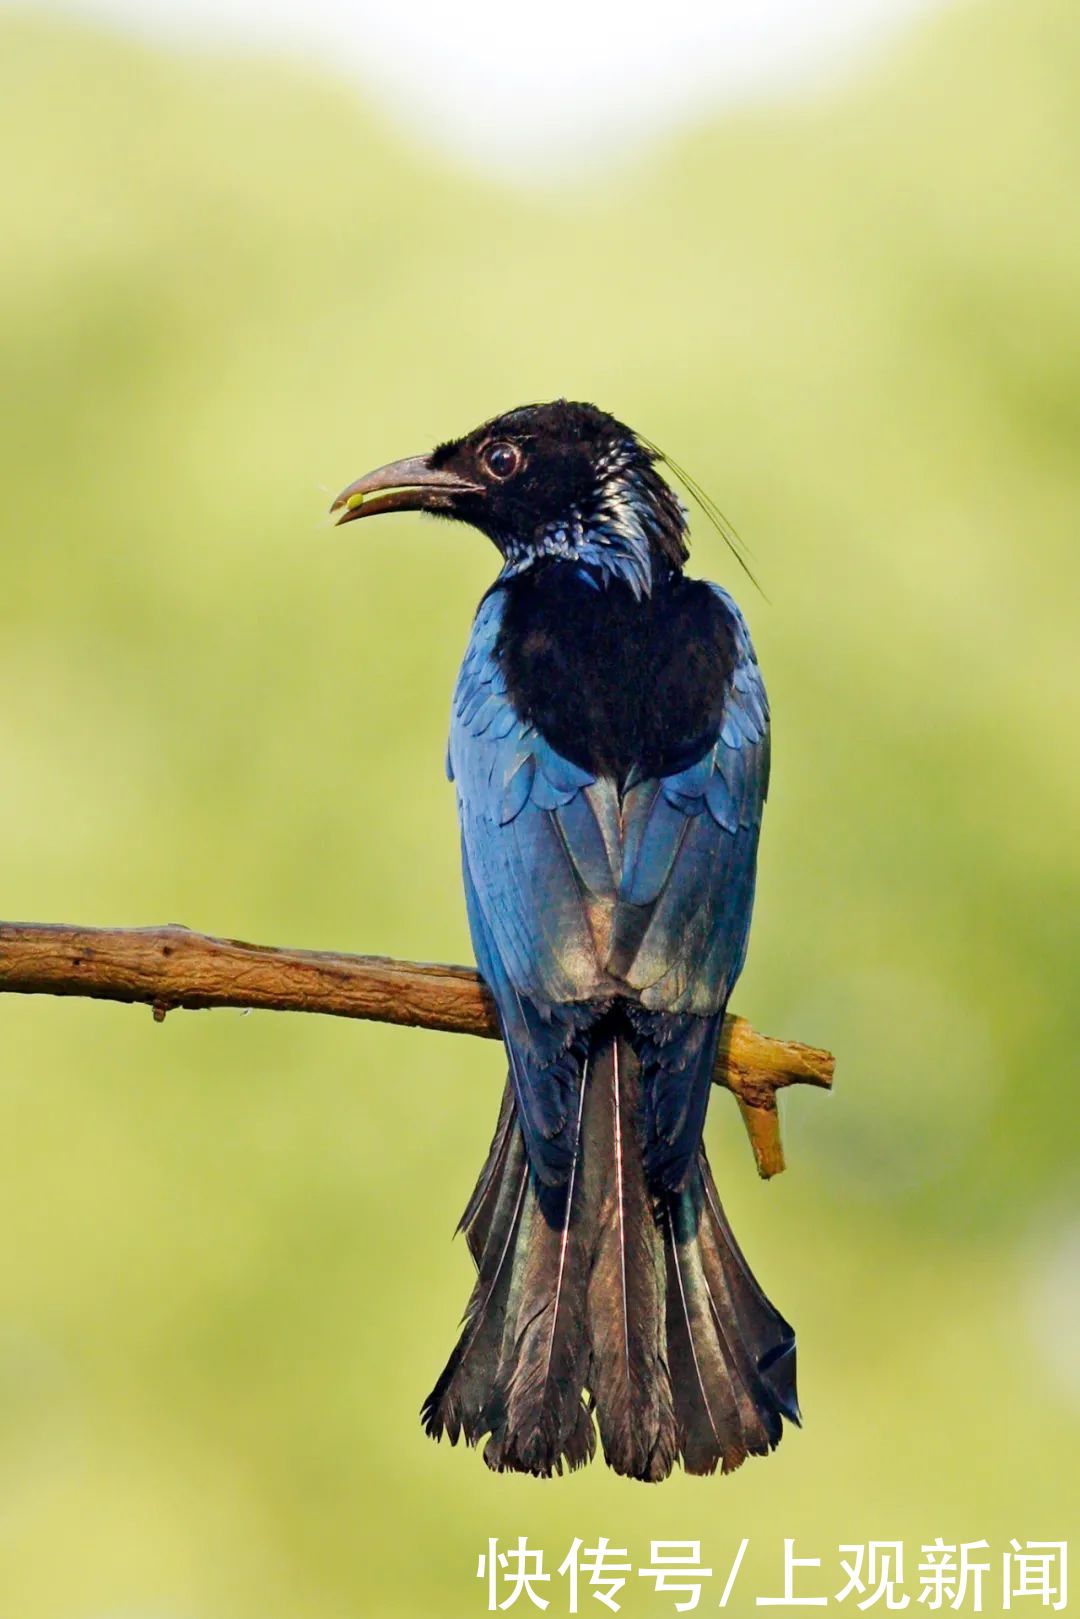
[331,400,689,597]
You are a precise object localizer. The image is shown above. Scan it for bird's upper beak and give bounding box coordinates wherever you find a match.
[330,454,483,525]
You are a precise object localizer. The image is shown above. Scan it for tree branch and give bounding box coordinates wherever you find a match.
[0,922,832,1179]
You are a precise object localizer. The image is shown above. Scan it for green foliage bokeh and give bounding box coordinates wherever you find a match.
[0,3,1077,1613]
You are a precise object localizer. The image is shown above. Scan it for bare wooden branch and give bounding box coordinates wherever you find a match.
[0,922,832,1178]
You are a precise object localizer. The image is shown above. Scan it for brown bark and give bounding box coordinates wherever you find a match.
[0,922,832,1178]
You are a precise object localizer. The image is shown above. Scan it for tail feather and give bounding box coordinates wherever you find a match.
[423,1026,797,1480]
[420,1109,529,1447]
[484,1059,595,1475]
[696,1200,784,1455]
[665,1185,745,1474]
[666,1176,781,1473]
[586,1038,678,1480]
[458,1079,517,1258]
[700,1163,800,1425]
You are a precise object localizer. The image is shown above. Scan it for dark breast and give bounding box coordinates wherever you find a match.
[494,564,737,784]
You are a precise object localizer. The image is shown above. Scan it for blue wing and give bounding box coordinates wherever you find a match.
[615,585,770,1014]
[449,583,769,1187]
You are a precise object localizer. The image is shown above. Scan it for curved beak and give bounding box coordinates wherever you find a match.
[330,454,483,525]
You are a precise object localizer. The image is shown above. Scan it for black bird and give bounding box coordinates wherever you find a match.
[332,401,798,1481]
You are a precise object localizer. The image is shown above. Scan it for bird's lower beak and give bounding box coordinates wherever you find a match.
[330,455,482,525]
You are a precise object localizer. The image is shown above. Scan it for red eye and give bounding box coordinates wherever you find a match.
[482,441,522,480]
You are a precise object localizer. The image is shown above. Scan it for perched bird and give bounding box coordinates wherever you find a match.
[332,401,798,1481]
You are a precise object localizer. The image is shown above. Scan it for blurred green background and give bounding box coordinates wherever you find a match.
[1,0,1078,1613]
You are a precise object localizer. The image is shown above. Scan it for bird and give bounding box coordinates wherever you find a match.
[331,400,798,1482]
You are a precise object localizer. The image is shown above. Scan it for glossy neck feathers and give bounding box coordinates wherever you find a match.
[494,452,689,601]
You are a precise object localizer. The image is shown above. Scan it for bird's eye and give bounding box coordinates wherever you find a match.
[481,441,522,480]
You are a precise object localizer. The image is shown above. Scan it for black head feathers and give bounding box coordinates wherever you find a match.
[428,400,690,582]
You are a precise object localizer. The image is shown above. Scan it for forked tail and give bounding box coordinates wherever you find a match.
[421,1030,798,1480]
